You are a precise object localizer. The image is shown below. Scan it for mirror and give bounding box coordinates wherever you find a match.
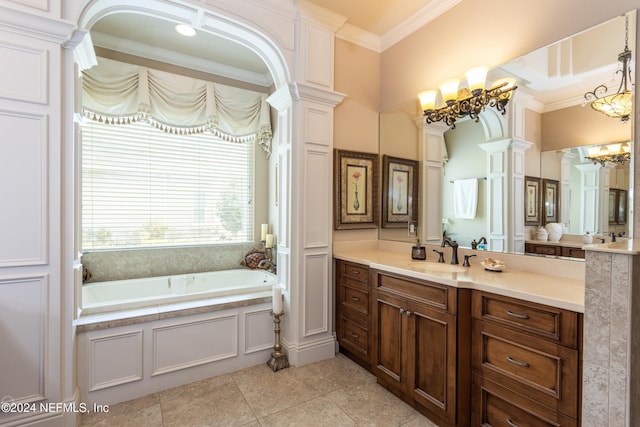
[379,11,635,258]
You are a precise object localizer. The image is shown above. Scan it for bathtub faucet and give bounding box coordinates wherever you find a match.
[258,259,277,274]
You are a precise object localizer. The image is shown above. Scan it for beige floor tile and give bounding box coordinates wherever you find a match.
[80,394,160,426]
[156,373,235,402]
[327,381,419,427]
[231,363,322,419]
[82,404,163,427]
[291,354,376,395]
[161,382,256,427]
[258,395,356,427]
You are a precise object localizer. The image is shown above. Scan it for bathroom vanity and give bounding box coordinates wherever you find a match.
[334,241,584,427]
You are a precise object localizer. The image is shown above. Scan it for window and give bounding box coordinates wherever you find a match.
[81,120,255,250]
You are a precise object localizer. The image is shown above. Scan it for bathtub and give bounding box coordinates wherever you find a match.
[81,269,277,315]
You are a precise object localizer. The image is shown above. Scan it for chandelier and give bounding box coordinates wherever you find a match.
[585,142,631,166]
[418,66,517,128]
[583,15,633,123]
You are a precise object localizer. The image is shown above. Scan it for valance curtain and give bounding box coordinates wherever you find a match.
[82,57,273,157]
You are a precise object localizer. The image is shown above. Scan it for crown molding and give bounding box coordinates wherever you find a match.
[381,0,462,51]
[335,23,381,52]
[333,0,462,53]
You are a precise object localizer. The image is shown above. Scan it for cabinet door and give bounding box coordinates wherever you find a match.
[408,299,457,424]
[374,291,406,393]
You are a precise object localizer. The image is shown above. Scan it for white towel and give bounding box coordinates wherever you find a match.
[453,178,478,219]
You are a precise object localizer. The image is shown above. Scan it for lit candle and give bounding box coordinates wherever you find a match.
[272,285,282,314]
[261,224,269,241]
[265,234,274,248]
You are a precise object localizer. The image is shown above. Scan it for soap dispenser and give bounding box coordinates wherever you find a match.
[412,238,426,260]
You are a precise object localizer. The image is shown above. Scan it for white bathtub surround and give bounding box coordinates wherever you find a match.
[582,240,640,426]
[77,297,275,406]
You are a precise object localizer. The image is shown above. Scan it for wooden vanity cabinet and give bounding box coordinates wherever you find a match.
[471,291,582,426]
[335,260,372,369]
[371,270,471,427]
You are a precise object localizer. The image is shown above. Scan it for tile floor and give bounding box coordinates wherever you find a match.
[80,353,439,426]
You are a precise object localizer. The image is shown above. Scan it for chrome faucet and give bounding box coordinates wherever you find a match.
[441,237,460,265]
[258,259,277,274]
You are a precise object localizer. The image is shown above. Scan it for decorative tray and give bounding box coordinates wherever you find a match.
[481,259,505,272]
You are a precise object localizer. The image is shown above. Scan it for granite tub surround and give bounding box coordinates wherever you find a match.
[333,240,585,311]
[582,239,640,426]
[82,243,258,282]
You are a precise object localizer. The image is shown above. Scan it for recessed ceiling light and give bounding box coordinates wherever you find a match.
[175,24,196,37]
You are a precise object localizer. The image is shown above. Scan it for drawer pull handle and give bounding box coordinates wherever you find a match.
[506,356,529,368]
[506,310,529,320]
[506,418,519,427]
[350,270,360,275]
[351,332,359,339]
[350,296,360,302]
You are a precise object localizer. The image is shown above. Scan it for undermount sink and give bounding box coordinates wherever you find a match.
[406,262,467,274]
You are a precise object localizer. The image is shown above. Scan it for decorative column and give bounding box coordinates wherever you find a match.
[479,139,533,253]
[574,164,601,234]
[415,120,449,243]
[557,150,577,229]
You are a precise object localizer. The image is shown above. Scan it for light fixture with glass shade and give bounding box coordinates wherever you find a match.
[418,66,517,128]
[585,142,631,166]
[583,14,633,123]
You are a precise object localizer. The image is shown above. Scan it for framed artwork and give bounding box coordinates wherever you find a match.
[609,189,618,224]
[334,149,378,230]
[524,176,541,225]
[618,189,627,224]
[381,155,419,228]
[542,179,559,224]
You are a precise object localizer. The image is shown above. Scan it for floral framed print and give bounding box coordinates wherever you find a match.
[524,176,541,225]
[382,155,419,228]
[334,149,378,230]
[542,178,559,224]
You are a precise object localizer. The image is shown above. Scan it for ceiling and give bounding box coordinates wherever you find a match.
[89,3,631,110]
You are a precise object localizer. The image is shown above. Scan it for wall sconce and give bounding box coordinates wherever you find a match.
[418,67,517,128]
[583,14,633,123]
[585,142,631,166]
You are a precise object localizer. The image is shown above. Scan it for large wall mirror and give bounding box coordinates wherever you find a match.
[379,11,636,260]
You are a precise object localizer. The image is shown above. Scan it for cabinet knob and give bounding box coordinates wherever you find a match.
[405,310,411,317]
[506,356,530,368]
[506,310,529,320]
[399,308,405,315]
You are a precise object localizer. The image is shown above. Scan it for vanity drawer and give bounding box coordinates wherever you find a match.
[337,316,370,361]
[473,321,579,419]
[337,260,368,283]
[473,374,577,427]
[374,271,455,313]
[561,246,585,259]
[472,291,579,347]
[525,243,561,256]
[339,283,370,317]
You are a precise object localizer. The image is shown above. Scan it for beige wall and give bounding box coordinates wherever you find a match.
[542,104,633,151]
[333,38,380,241]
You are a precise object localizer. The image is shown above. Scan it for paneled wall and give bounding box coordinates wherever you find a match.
[0,3,77,426]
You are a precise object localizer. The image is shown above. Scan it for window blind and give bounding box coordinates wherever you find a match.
[81,120,254,250]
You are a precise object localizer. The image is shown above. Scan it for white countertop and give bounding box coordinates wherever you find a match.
[334,243,586,313]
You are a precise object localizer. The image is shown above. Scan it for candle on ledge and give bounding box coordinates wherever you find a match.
[265,234,274,248]
[261,224,269,241]
[272,285,283,314]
